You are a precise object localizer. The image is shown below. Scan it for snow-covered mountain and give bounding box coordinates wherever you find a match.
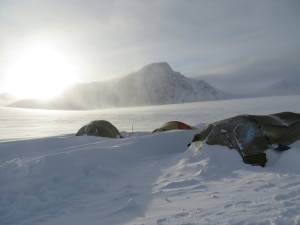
[113,62,222,106]
[263,76,300,96]
[7,62,225,109]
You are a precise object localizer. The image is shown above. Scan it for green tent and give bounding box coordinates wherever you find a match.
[152,121,197,133]
[76,120,122,138]
[191,112,300,167]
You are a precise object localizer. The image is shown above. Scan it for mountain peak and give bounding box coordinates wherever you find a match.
[114,62,222,106]
[8,62,224,109]
[140,62,174,75]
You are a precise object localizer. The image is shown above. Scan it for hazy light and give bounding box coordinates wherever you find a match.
[3,40,82,100]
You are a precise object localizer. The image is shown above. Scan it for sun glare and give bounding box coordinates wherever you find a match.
[4,41,82,100]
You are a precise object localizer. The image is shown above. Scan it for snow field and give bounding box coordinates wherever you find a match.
[0,95,300,225]
[1,132,300,225]
[0,131,195,224]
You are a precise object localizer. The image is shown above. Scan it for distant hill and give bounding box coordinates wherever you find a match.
[263,76,300,96]
[7,62,232,110]
[0,93,18,106]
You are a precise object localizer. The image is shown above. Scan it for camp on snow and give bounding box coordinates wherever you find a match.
[152,121,197,133]
[75,113,300,167]
[190,112,300,167]
[76,120,122,138]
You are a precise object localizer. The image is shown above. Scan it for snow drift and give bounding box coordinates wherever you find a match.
[1,95,300,225]
[1,132,300,225]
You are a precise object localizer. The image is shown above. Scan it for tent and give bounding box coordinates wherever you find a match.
[76,120,122,138]
[190,112,300,167]
[152,121,197,133]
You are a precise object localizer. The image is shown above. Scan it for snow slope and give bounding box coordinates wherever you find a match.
[0,95,300,225]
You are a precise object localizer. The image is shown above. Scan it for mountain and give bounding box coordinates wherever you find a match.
[263,76,300,96]
[7,62,226,110]
[0,93,18,106]
[113,62,222,106]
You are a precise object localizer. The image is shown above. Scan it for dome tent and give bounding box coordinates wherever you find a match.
[76,120,122,138]
[152,121,197,133]
[190,112,300,167]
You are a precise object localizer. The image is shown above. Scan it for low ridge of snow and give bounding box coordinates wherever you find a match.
[0,95,300,225]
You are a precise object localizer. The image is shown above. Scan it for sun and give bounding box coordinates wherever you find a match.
[4,41,82,100]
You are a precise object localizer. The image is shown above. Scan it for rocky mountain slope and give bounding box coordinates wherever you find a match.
[112,62,222,106]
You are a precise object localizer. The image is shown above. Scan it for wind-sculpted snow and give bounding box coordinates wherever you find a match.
[0,131,196,225]
[0,95,300,225]
[1,133,300,225]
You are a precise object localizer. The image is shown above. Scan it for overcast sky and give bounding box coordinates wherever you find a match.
[0,0,299,95]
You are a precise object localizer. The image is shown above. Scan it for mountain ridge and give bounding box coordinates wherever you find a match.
[112,62,223,106]
[7,62,235,110]
[263,76,300,96]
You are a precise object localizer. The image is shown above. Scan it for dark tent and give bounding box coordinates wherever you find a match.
[152,121,197,133]
[76,120,122,138]
[190,112,300,167]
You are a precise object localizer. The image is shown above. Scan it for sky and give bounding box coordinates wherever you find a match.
[0,0,299,98]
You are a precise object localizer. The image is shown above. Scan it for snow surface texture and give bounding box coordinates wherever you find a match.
[1,95,300,225]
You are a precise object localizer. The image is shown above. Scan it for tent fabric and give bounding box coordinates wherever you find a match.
[76,120,122,138]
[191,112,300,167]
[152,121,197,133]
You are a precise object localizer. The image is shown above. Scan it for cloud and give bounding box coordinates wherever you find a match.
[0,0,299,94]
[197,55,300,93]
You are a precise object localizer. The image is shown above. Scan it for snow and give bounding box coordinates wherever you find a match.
[0,95,300,225]
[113,62,222,106]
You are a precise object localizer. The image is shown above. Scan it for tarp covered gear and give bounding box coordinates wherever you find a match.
[191,112,300,167]
[76,120,122,138]
[152,121,197,133]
